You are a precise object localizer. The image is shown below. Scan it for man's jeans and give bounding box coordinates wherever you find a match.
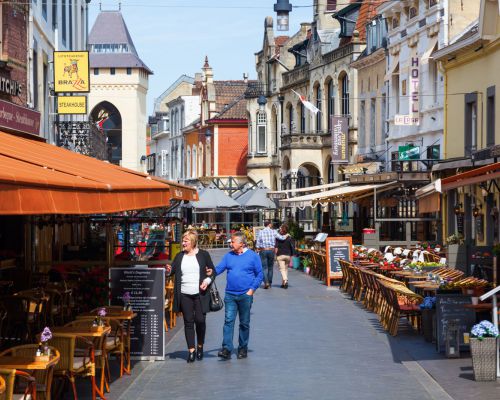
[260,250,275,285]
[222,292,253,352]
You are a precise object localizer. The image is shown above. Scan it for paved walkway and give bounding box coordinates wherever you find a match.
[112,249,446,400]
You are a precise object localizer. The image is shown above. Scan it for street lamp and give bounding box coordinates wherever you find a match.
[274,0,293,31]
[257,95,267,112]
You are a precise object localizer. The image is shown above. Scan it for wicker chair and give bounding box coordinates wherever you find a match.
[0,345,59,400]
[63,319,109,395]
[164,276,176,331]
[0,368,37,400]
[50,333,96,400]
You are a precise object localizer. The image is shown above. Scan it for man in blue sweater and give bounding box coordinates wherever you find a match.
[214,231,263,359]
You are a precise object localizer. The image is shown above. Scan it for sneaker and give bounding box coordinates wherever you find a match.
[217,348,231,359]
[237,348,248,359]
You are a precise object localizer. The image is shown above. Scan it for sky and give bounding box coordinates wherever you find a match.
[89,1,312,115]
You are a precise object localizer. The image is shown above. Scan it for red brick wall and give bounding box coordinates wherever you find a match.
[217,124,248,176]
[0,4,28,106]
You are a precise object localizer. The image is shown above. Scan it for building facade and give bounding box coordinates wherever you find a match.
[87,10,152,172]
[29,0,89,141]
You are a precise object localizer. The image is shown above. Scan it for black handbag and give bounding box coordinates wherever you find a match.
[209,282,224,312]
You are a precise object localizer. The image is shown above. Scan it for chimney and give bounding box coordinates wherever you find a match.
[243,73,248,83]
[202,56,213,84]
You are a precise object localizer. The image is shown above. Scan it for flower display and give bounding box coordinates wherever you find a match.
[98,307,107,318]
[419,297,436,310]
[445,233,464,245]
[471,320,499,340]
[41,327,52,343]
[123,291,131,303]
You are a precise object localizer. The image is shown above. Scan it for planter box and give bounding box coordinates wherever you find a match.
[470,337,498,381]
[447,244,466,271]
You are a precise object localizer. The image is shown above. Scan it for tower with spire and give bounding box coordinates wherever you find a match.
[87,10,153,172]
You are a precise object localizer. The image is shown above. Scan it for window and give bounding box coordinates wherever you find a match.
[464,92,478,156]
[341,74,349,115]
[393,71,400,114]
[392,17,399,29]
[42,0,47,19]
[192,147,197,178]
[430,60,438,104]
[161,150,168,176]
[381,93,387,138]
[126,67,132,75]
[359,101,365,148]
[370,98,376,147]
[110,68,116,75]
[315,86,322,132]
[429,0,437,7]
[300,103,305,133]
[94,68,99,75]
[288,105,294,134]
[426,145,440,160]
[186,149,191,178]
[487,86,495,147]
[52,0,57,29]
[327,80,335,132]
[409,7,418,19]
[326,0,337,11]
[257,112,267,154]
[62,0,66,45]
[33,48,38,109]
[69,0,73,49]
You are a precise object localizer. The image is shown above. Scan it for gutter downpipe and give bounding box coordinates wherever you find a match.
[437,56,447,245]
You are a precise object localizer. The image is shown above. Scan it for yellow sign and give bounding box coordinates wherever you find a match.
[53,51,90,93]
[57,96,87,114]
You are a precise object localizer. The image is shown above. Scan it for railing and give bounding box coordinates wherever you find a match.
[57,121,108,160]
[323,43,354,64]
[280,131,329,150]
[282,64,309,88]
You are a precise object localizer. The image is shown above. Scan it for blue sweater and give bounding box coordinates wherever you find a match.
[215,250,263,295]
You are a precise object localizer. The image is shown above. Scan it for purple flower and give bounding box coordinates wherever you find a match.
[97,308,107,318]
[41,327,52,343]
[123,292,131,302]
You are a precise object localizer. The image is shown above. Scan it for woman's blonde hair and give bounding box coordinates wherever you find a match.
[182,230,198,248]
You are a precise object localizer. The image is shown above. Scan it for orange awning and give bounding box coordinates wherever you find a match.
[441,162,500,191]
[0,131,197,215]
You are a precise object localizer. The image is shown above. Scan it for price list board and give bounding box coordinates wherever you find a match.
[110,267,165,360]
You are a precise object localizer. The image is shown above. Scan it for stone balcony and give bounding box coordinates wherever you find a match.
[282,64,310,89]
[280,131,330,150]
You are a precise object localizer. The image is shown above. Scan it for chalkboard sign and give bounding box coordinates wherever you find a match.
[325,237,352,286]
[436,294,475,353]
[456,212,464,235]
[110,267,165,360]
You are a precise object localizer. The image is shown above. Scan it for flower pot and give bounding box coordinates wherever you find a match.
[470,337,498,381]
[421,309,436,343]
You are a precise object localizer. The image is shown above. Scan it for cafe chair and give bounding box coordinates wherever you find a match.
[164,277,176,331]
[0,368,37,400]
[0,345,59,400]
[50,334,96,400]
[63,320,109,395]
[0,296,32,346]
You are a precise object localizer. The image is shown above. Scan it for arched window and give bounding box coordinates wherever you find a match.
[288,104,294,134]
[273,107,278,154]
[315,85,322,132]
[180,107,185,129]
[298,102,305,133]
[327,80,335,132]
[341,74,350,116]
[257,111,267,154]
[247,113,253,154]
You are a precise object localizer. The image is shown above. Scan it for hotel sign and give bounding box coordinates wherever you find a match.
[395,48,420,126]
[57,96,87,114]
[331,116,348,164]
[53,51,90,93]
[0,99,40,136]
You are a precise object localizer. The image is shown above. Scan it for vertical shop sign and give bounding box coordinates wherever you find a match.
[331,116,348,164]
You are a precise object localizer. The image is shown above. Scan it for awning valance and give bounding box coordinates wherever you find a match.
[0,131,197,215]
[268,181,349,199]
[418,192,440,214]
[415,179,441,198]
[280,182,398,209]
[441,162,500,191]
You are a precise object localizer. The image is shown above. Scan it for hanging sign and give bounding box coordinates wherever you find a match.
[331,116,348,164]
[53,51,90,93]
[398,145,420,160]
[57,96,87,114]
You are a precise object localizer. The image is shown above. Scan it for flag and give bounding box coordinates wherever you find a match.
[291,89,320,115]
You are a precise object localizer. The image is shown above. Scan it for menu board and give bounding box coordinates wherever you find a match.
[436,294,475,353]
[110,267,165,360]
[325,237,352,286]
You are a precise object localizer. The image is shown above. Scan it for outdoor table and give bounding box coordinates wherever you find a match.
[0,354,60,370]
[76,310,137,375]
[409,281,440,295]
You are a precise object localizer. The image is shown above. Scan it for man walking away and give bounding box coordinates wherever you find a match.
[212,232,263,360]
[256,220,288,288]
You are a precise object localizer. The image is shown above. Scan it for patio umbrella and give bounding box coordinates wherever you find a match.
[236,184,276,209]
[189,184,240,210]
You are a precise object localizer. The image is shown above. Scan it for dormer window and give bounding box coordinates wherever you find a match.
[333,4,361,38]
[409,7,418,20]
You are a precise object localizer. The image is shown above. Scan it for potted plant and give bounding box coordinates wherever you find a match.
[301,256,312,274]
[419,297,436,343]
[446,233,466,270]
[470,320,499,381]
